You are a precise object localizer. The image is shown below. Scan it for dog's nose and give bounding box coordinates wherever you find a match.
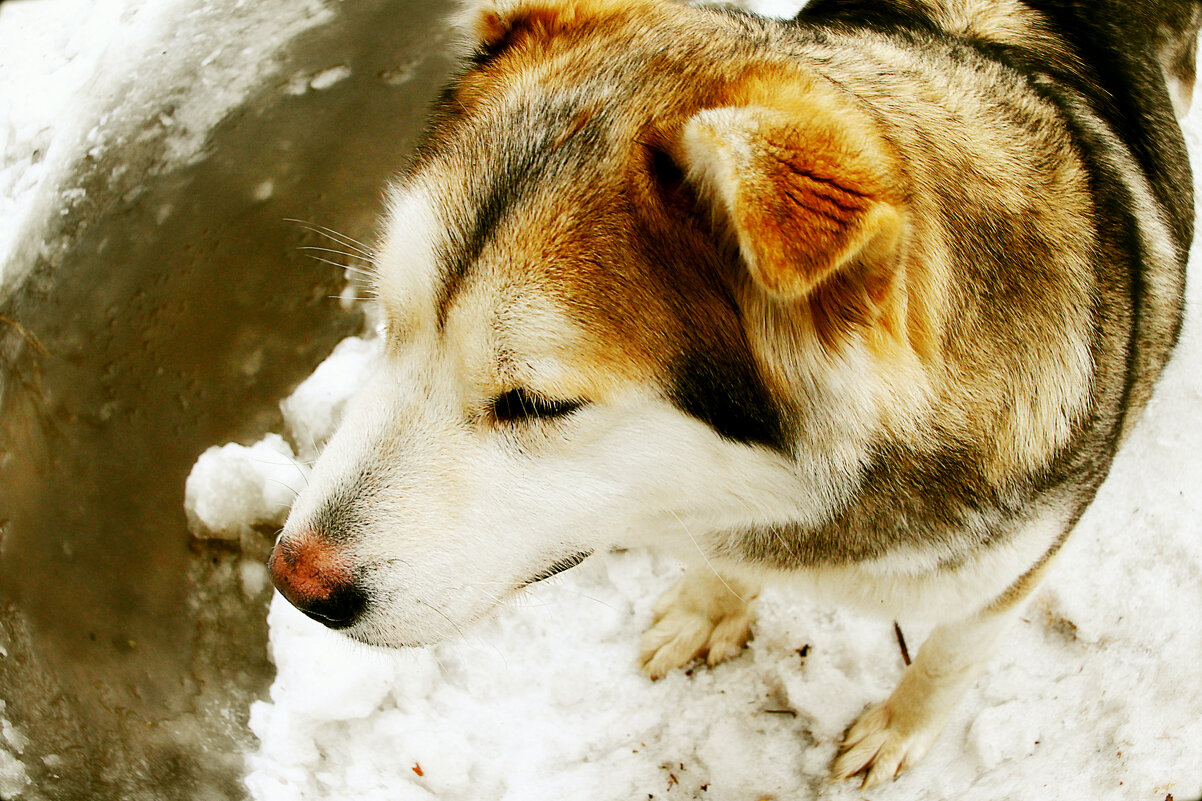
[268,533,366,629]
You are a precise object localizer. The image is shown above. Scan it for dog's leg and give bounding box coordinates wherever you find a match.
[831,598,1029,787]
[639,567,760,679]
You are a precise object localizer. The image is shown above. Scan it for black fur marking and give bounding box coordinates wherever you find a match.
[469,39,513,70]
[647,143,699,215]
[669,346,789,453]
[798,0,942,37]
[434,147,545,328]
[433,104,594,328]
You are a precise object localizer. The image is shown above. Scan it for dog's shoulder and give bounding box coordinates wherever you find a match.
[798,0,1196,431]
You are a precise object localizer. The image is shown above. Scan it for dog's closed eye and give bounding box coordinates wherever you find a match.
[491,388,584,424]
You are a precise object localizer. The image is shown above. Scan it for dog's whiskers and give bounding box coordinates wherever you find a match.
[299,245,376,270]
[464,583,507,606]
[424,595,511,668]
[263,478,300,501]
[284,218,377,260]
[258,450,311,490]
[423,645,452,676]
[418,598,468,640]
[550,585,620,613]
[667,509,747,604]
[303,252,375,278]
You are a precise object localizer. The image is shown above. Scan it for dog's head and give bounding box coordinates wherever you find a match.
[269,0,915,646]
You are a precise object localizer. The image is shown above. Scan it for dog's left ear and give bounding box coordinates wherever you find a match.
[678,103,903,302]
[455,0,642,50]
[456,0,570,48]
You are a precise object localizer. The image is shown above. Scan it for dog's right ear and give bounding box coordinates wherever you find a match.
[678,102,904,303]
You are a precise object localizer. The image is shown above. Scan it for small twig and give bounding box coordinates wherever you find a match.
[0,315,47,356]
[893,620,911,666]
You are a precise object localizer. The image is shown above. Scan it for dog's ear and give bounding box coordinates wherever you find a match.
[455,0,639,51]
[679,103,903,302]
[455,0,569,49]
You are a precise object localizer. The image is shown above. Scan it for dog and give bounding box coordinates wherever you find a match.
[268,0,1200,786]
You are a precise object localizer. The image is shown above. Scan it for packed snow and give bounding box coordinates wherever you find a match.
[192,102,1202,801]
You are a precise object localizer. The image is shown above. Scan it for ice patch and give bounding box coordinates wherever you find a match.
[286,64,353,95]
[0,0,335,291]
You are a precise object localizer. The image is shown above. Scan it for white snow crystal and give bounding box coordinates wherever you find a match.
[968,702,1040,771]
[184,433,306,540]
[0,744,28,798]
[310,64,353,91]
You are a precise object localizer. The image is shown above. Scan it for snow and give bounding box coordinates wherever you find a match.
[184,433,307,542]
[182,333,381,538]
[280,335,382,461]
[0,700,29,798]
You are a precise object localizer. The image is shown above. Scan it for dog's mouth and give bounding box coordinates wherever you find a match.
[521,550,594,588]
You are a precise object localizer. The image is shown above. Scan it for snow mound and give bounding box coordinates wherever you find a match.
[184,335,381,541]
[184,434,306,541]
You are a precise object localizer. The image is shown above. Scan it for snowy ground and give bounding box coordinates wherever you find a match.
[221,73,1202,801]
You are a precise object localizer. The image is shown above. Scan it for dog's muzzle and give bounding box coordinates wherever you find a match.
[268,533,366,629]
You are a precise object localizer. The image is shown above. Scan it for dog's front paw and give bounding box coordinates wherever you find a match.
[638,569,758,679]
[831,697,943,788]
[831,608,1024,787]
